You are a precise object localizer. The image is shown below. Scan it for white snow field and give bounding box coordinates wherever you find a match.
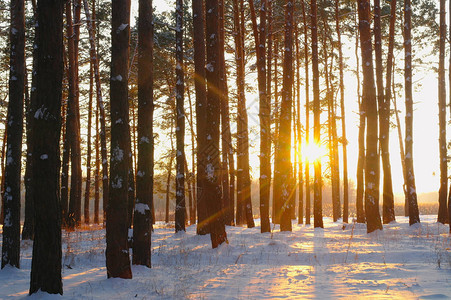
[0,215,450,299]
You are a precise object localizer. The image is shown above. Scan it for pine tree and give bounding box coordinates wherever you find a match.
[29,0,64,294]
[106,0,132,278]
[301,0,311,226]
[403,0,420,225]
[133,0,153,267]
[374,0,395,224]
[437,0,448,224]
[193,0,208,235]
[311,0,323,228]
[1,0,25,269]
[205,0,227,248]
[258,0,271,233]
[82,0,109,225]
[175,0,186,232]
[335,0,348,223]
[358,0,382,233]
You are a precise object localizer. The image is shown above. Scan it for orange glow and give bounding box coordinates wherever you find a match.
[302,142,327,163]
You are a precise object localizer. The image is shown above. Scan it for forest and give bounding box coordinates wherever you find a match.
[0,0,450,298]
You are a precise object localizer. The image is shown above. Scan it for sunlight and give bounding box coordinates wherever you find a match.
[302,142,327,163]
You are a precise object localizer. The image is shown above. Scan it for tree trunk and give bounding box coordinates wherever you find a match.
[193,0,208,235]
[0,116,7,224]
[391,78,409,216]
[166,124,174,224]
[186,85,197,225]
[133,0,153,267]
[438,0,448,224]
[301,0,310,226]
[106,0,132,279]
[82,0,109,225]
[205,0,227,247]
[1,0,25,269]
[65,0,82,229]
[84,64,93,225]
[23,31,35,240]
[355,3,365,224]
[335,0,348,223]
[403,0,420,225]
[274,0,294,232]
[358,0,382,233]
[311,0,323,228]
[29,0,64,294]
[257,0,271,233]
[175,0,186,232]
[374,0,395,225]
[233,0,251,229]
[295,25,303,225]
[94,101,100,224]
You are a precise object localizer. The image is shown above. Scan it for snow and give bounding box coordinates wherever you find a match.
[116,23,128,33]
[0,216,450,299]
[134,203,149,214]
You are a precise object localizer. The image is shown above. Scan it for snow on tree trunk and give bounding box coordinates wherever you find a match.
[29,0,64,294]
[1,0,25,269]
[106,0,132,279]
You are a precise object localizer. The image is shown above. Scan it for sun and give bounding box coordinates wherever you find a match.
[301,142,327,163]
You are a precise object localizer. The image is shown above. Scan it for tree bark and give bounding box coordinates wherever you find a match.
[274,0,294,232]
[301,0,310,226]
[438,0,448,224]
[311,0,323,228]
[1,0,25,269]
[205,0,227,247]
[256,0,271,233]
[234,0,251,229]
[29,0,64,294]
[335,0,348,223]
[175,0,186,232]
[84,64,93,225]
[133,0,153,267]
[106,0,132,279]
[374,0,395,224]
[82,0,109,225]
[355,3,365,224]
[403,0,420,225]
[193,0,208,235]
[295,25,303,225]
[358,0,382,233]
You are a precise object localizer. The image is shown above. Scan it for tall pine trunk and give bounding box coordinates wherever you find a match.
[175,0,186,232]
[1,0,25,269]
[133,0,153,267]
[311,0,323,228]
[205,0,227,248]
[82,0,109,225]
[335,0,348,223]
[274,0,294,232]
[355,4,365,224]
[403,0,420,225]
[258,0,271,233]
[106,0,132,279]
[301,0,310,225]
[358,0,382,233]
[233,0,251,228]
[295,26,303,225]
[84,63,93,224]
[193,0,208,235]
[374,0,395,224]
[438,0,448,224]
[29,0,64,294]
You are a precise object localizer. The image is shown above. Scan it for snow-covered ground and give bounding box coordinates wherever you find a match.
[0,216,450,299]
